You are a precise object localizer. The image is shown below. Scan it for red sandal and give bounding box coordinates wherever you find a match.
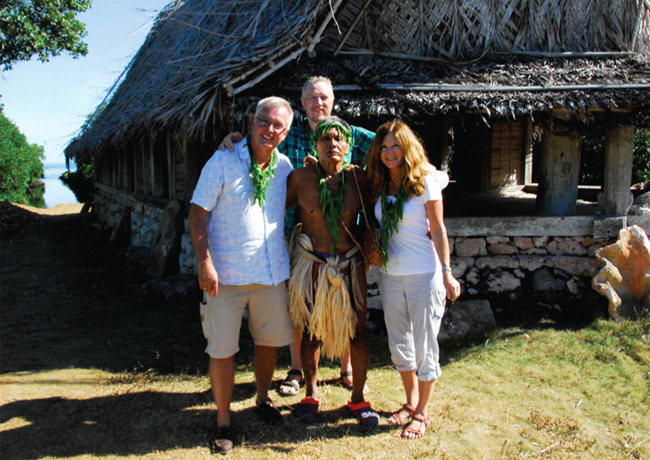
[402,413,429,439]
[347,400,379,426]
[387,403,415,425]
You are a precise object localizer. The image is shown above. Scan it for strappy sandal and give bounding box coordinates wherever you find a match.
[277,369,302,396]
[387,403,415,425]
[339,370,370,394]
[401,413,429,439]
[209,426,235,454]
[255,399,283,424]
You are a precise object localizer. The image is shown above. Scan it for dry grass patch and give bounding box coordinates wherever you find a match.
[2,204,649,459]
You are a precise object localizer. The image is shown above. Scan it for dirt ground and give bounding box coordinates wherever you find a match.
[0,202,216,458]
[0,201,205,373]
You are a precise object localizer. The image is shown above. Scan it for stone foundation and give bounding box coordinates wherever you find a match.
[91,185,650,313]
[93,185,165,249]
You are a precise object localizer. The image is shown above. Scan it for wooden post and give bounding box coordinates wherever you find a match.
[524,118,534,185]
[440,117,451,172]
[599,124,634,215]
[535,113,581,216]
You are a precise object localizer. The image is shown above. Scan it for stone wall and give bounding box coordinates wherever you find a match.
[179,218,197,275]
[444,215,650,313]
[93,185,165,249]
[92,185,650,312]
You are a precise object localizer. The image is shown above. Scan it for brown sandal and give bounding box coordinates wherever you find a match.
[387,403,415,425]
[402,413,429,439]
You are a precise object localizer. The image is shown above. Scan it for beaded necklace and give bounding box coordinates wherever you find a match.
[317,163,349,254]
[249,149,277,206]
[380,184,409,268]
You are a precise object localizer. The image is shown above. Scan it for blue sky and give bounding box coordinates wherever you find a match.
[0,0,171,165]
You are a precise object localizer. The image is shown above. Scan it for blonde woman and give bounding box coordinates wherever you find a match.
[366,121,460,439]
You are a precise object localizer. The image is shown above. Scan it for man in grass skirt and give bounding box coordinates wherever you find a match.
[286,116,379,426]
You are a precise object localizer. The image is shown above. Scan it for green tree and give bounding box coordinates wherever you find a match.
[60,158,93,203]
[0,0,91,70]
[0,107,45,203]
[632,128,650,186]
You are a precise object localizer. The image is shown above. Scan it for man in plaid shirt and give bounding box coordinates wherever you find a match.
[277,76,374,168]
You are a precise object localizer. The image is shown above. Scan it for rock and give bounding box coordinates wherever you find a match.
[109,207,131,251]
[440,299,495,342]
[550,256,600,277]
[567,278,581,295]
[475,255,520,270]
[465,267,480,286]
[137,274,201,305]
[451,257,474,278]
[512,236,535,250]
[517,255,547,271]
[455,238,487,257]
[367,295,383,310]
[485,271,521,292]
[629,191,650,215]
[147,200,184,278]
[532,268,565,298]
[487,243,518,255]
[592,225,650,321]
[556,238,588,255]
[533,236,550,247]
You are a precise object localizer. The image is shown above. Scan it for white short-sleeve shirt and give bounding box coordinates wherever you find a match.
[374,173,442,276]
[191,137,293,286]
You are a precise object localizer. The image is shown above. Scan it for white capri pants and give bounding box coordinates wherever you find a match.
[378,271,446,381]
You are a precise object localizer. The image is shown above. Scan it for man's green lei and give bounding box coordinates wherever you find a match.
[317,163,349,254]
[249,149,277,206]
[380,185,409,269]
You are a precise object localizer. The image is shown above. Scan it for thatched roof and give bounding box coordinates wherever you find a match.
[66,0,650,160]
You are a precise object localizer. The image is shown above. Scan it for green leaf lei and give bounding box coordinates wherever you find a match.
[249,149,277,206]
[317,163,349,254]
[380,185,409,269]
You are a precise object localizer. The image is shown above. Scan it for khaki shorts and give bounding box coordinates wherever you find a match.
[200,282,294,359]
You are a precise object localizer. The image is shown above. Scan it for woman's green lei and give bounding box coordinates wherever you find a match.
[249,150,277,206]
[380,184,409,268]
[317,163,349,254]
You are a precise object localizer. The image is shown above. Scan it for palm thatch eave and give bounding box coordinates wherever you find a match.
[65,0,650,161]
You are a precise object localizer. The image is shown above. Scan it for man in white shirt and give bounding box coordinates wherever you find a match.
[189,96,295,454]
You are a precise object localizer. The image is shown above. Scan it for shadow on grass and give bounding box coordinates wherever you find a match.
[0,383,393,459]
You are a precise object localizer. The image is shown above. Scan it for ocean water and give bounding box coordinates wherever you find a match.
[43,164,78,208]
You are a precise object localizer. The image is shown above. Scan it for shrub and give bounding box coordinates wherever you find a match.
[632,128,650,186]
[60,159,94,203]
[0,108,45,203]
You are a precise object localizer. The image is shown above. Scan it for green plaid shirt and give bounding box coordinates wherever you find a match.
[279,117,375,236]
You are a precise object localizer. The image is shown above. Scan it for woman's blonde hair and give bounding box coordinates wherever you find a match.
[366,120,430,199]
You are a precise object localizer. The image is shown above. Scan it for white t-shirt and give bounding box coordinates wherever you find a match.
[374,173,442,276]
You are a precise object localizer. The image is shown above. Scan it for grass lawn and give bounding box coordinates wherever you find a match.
[1,202,649,459]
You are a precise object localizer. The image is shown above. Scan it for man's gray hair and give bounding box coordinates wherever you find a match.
[255,96,294,127]
[301,76,333,98]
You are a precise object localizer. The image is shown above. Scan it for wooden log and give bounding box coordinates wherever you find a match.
[535,114,581,216]
[598,125,634,215]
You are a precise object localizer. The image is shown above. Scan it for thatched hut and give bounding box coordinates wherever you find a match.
[66,0,650,313]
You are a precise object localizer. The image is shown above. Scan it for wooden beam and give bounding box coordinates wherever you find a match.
[535,113,581,216]
[524,118,534,185]
[334,0,375,55]
[599,124,635,215]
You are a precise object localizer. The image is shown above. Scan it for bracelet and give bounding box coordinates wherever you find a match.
[441,266,452,272]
